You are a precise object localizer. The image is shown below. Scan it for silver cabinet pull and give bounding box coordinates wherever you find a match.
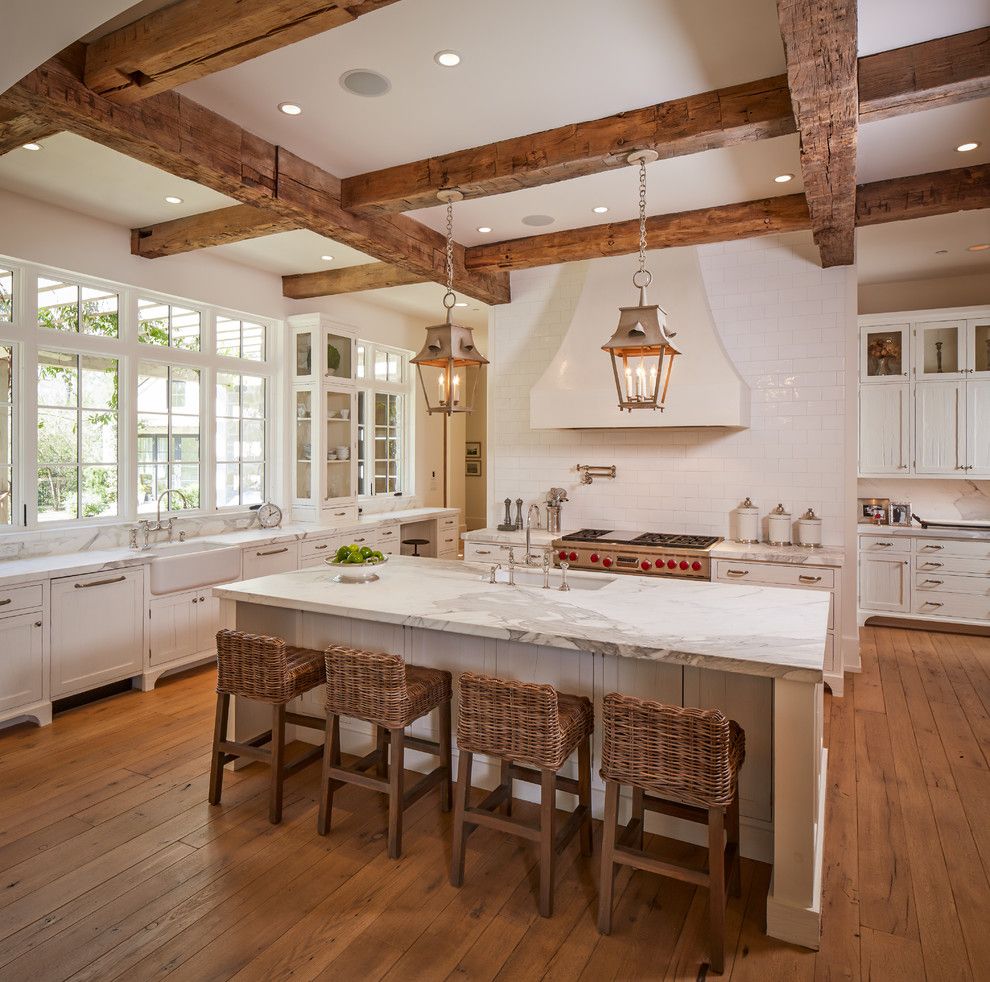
[875,541,893,547]
[333,511,347,517]
[74,575,126,589]
[922,601,943,608]
[313,544,329,551]
[726,569,749,577]
[256,547,289,557]
[798,574,822,583]
[0,598,11,606]
[920,561,943,568]
[922,578,944,585]
[922,544,944,551]
[475,549,492,556]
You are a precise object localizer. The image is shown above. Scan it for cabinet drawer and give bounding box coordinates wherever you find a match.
[914,555,990,576]
[914,537,990,560]
[913,592,990,622]
[299,538,336,565]
[241,542,299,580]
[914,571,990,597]
[714,561,835,590]
[859,535,910,556]
[377,525,399,540]
[439,515,458,531]
[0,583,44,615]
[324,504,358,525]
[463,541,542,563]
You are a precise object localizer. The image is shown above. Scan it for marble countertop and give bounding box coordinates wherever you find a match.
[0,548,153,590]
[711,541,845,567]
[215,555,829,682]
[461,527,564,546]
[857,523,990,541]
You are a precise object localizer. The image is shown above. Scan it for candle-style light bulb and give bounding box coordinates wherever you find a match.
[438,370,446,406]
[624,365,633,402]
[635,364,646,400]
[452,373,461,405]
[649,363,658,394]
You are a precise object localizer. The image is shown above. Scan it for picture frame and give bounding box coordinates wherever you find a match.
[465,459,482,477]
[889,501,912,527]
[465,441,482,459]
[858,497,890,525]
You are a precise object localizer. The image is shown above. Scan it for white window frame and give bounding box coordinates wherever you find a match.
[214,369,268,510]
[356,340,413,499]
[0,254,280,534]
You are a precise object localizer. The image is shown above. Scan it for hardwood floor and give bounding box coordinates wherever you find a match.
[0,625,987,980]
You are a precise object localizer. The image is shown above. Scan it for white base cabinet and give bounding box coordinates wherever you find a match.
[50,569,144,698]
[148,588,223,667]
[0,609,45,718]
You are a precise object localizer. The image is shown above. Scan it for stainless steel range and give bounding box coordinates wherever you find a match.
[552,529,722,579]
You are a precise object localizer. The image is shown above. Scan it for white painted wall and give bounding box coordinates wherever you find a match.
[859,272,990,315]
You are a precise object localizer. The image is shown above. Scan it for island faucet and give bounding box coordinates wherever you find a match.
[525,503,542,565]
[542,548,552,589]
[507,547,516,586]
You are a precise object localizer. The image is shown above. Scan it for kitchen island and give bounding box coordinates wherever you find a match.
[214,555,830,949]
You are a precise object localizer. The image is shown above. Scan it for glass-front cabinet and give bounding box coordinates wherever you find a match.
[289,315,358,522]
[967,318,990,377]
[915,321,965,380]
[860,324,908,382]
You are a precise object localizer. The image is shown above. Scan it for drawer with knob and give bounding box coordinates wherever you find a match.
[0,583,44,616]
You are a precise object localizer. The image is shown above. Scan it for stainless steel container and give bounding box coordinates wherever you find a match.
[767,503,792,546]
[546,505,562,534]
[735,497,759,543]
[796,508,823,547]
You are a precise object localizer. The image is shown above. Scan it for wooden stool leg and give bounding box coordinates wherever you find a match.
[539,767,556,918]
[708,806,726,974]
[450,750,473,886]
[499,758,513,816]
[578,735,593,857]
[376,726,389,779]
[208,691,230,806]
[597,780,620,935]
[439,699,452,813]
[631,786,645,851]
[269,704,286,825]
[387,727,405,859]
[728,792,741,897]
[317,713,340,836]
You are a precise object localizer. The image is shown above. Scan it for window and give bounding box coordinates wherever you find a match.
[138,297,201,351]
[0,268,12,322]
[356,342,410,497]
[216,315,265,361]
[215,372,266,507]
[137,362,201,512]
[37,277,118,337]
[37,350,119,521]
[0,345,12,525]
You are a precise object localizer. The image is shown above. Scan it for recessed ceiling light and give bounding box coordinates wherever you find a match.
[320,255,334,262]
[968,243,990,252]
[278,102,302,116]
[454,301,468,307]
[592,206,609,214]
[521,214,555,227]
[476,226,492,234]
[164,195,183,204]
[21,142,42,151]
[774,173,794,183]
[956,142,980,152]
[935,249,949,255]
[339,69,391,97]
[434,50,461,67]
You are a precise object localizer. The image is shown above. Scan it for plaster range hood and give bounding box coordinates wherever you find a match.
[530,248,750,429]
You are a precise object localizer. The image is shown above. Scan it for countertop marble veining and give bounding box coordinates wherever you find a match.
[857,523,990,541]
[711,541,845,567]
[215,555,829,682]
[0,549,154,589]
[461,527,564,546]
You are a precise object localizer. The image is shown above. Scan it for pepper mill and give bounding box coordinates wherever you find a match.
[514,498,524,530]
[499,498,513,531]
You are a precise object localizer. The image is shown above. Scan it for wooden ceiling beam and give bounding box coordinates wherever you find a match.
[84,0,402,104]
[4,53,509,305]
[132,204,297,258]
[0,108,57,156]
[859,26,990,122]
[341,75,797,214]
[283,263,431,300]
[777,0,859,267]
[464,166,989,272]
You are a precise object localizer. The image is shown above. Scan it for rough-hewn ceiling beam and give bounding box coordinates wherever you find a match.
[462,166,989,272]
[858,26,990,122]
[132,204,296,258]
[0,108,57,156]
[283,262,430,300]
[777,0,859,267]
[84,0,402,104]
[4,53,509,305]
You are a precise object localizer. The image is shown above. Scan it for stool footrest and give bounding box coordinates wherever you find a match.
[554,805,589,855]
[465,805,542,842]
[404,734,441,755]
[508,762,579,796]
[285,711,327,731]
[283,744,324,779]
[641,793,709,826]
[402,766,447,810]
[218,736,271,763]
[613,843,709,888]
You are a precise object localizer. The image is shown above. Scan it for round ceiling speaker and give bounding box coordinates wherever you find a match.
[339,70,392,97]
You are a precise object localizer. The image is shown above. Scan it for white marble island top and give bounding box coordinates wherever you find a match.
[215,555,829,682]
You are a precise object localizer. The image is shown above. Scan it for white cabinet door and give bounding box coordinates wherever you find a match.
[859,382,911,474]
[50,569,144,697]
[859,555,910,613]
[195,591,222,654]
[914,380,964,474]
[859,383,909,474]
[966,379,990,476]
[148,591,197,666]
[0,612,44,713]
[241,542,299,580]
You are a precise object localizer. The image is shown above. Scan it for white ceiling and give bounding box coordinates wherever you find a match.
[857,0,989,55]
[206,230,373,275]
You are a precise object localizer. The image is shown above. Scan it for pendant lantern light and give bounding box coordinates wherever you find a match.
[602,150,680,412]
[411,190,489,416]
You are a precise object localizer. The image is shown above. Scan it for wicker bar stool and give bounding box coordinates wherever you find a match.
[209,629,327,825]
[597,692,745,974]
[450,673,594,918]
[317,645,452,859]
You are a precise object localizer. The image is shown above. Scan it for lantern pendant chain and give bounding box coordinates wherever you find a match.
[638,158,647,279]
[444,200,455,305]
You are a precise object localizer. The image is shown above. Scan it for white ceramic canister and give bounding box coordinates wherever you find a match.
[735,497,760,543]
[767,503,792,546]
[796,508,823,547]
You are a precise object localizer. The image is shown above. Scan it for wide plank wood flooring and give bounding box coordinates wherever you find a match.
[0,625,988,980]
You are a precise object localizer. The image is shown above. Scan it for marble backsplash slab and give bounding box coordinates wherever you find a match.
[857,478,990,523]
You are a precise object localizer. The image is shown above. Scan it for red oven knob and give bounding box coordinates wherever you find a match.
[691,561,702,572]
[666,559,677,570]
[640,560,652,571]
[602,557,613,568]
[569,551,578,562]
[679,560,689,570]
[558,550,567,560]
[590,553,600,563]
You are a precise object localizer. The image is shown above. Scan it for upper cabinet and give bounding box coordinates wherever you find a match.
[292,314,356,385]
[860,324,908,382]
[915,321,965,380]
[968,319,990,378]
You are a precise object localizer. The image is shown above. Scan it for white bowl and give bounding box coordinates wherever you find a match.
[325,553,387,583]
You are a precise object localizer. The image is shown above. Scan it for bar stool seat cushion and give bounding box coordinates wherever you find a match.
[216,629,325,704]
